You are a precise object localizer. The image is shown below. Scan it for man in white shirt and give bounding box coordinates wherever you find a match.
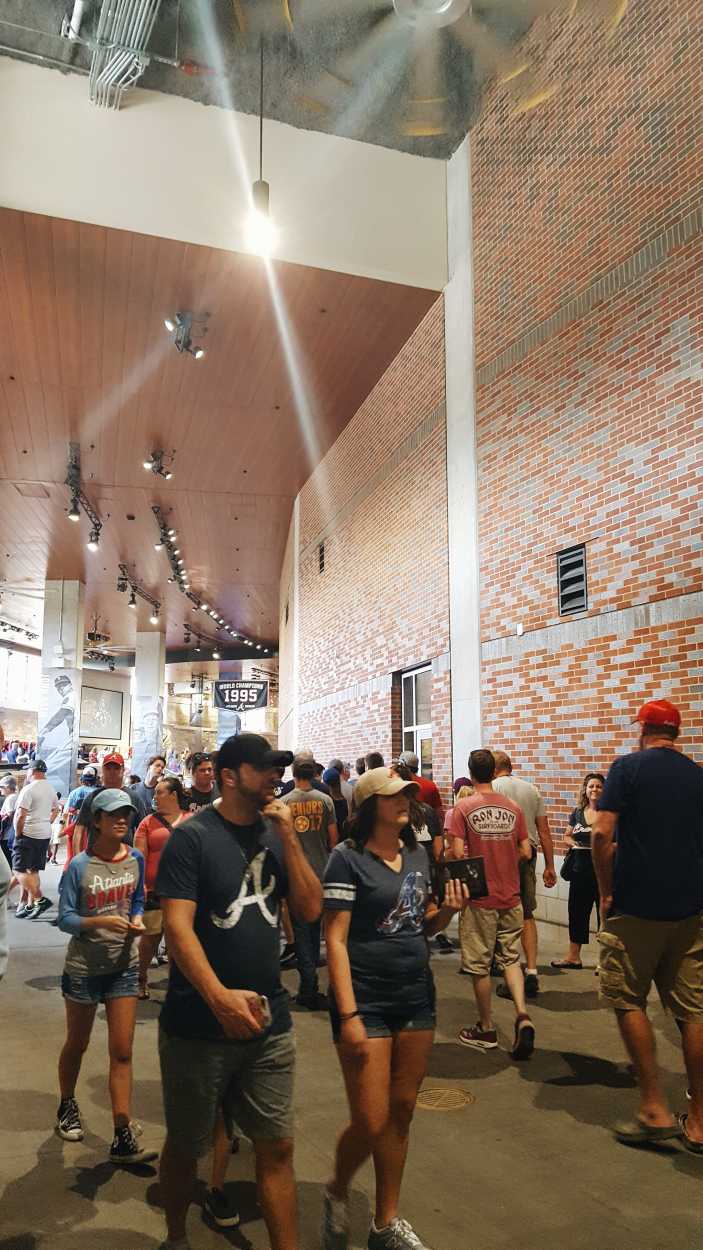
[12,760,59,920]
[492,751,557,999]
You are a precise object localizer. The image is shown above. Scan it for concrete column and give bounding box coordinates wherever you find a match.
[131,631,166,780]
[445,136,482,775]
[37,580,85,796]
[291,496,301,750]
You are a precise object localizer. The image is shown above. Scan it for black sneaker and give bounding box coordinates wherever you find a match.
[434,934,455,953]
[14,902,33,919]
[109,1125,158,1165]
[204,1187,240,1228]
[56,1096,84,1141]
[512,1014,535,1061]
[280,943,297,969]
[29,895,53,920]
[524,973,539,998]
[296,990,328,1010]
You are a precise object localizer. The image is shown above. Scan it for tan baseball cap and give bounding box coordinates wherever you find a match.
[354,766,419,808]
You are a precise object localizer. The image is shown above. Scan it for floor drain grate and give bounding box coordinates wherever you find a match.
[417,1087,474,1111]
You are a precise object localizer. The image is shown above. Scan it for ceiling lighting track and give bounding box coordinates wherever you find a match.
[117,563,160,625]
[0,619,38,643]
[89,0,164,110]
[65,442,103,551]
[150,506,269,654]
[164,311,208,359]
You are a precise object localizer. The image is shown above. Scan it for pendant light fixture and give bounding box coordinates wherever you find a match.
[247,38,277,258]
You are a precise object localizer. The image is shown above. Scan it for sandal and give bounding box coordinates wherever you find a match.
[614,1118,680,1145]
[550,959,583,969]
[138,985,150,1001]
[679,1114,703,1155]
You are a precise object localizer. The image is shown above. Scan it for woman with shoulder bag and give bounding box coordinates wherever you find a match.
[551,773,605,970]
[322,767,468,1250]
[134,776,188,1000]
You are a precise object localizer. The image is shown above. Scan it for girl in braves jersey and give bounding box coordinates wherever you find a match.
[56,788,157,1165]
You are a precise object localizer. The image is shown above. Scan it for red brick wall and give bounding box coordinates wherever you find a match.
[472,0,702,362]
[292,299,454,803]
[472,0,703,847]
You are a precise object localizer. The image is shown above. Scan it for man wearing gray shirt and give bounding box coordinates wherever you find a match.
[282,756,338,1008]
[493,751,557,999]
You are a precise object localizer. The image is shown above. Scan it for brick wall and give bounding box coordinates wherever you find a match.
[472,0,703,847]
[280,299,454,803]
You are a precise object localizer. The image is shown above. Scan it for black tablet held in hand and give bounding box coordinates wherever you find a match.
[445,856,489,900]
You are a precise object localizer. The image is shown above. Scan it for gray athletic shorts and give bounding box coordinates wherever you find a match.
[159,1026,296,1158]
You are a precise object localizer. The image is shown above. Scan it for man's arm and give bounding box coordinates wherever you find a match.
[14,805,27,837]
[161,897,264,1038]
[592,811,617,916]
[536,815,557,887]
[518,837,532,862]
[264,800,323,922]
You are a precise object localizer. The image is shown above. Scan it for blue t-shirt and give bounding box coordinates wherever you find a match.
[323,841,434,1012]
[156,805,291,1041]
[599,747,703,921]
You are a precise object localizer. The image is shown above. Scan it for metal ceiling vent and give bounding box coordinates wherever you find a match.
[89,0,164,109]
[557,544,587,616]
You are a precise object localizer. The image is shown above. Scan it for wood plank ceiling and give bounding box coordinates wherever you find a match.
[0,208,438,651]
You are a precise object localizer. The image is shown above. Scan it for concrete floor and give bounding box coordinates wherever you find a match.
[1,864,701,1250]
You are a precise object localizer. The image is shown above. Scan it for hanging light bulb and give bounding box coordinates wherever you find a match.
[128,591,137,609]
[68,497,80,522]
[247,180,277,258]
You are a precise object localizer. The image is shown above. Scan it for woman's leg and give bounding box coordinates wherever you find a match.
[104,995,138,1128]
[566,876,590,957]
[138,931,161,992]
[372,1030,434,1228]
[328,1038,393,1200]
[59,999,98,1099]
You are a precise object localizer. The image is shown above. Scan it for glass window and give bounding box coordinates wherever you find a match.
[419,735,433,779]
[415,669,431,725]
[402,674,414,728]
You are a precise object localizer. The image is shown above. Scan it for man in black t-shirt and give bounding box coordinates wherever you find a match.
[156,733,322,1250]
[593,699,703,1152]
[184,751,219,813]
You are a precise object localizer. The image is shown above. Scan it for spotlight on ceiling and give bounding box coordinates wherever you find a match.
[128,591,137,609]
[164,311,207,360]
[194,642,201,653]
[142,450,175,480]
[213,649,221,660]
[87,528,100,552]
[150,609,160,626]
[68,497,80,522]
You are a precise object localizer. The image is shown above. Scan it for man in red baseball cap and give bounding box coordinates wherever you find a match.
[72,752,141,857]
[592,697,703,1153]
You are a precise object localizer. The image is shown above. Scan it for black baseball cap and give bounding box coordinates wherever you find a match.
[217,733,293,773]
[32,759,47,773]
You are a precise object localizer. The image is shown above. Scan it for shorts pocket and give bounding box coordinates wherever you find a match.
[597,929,626,952]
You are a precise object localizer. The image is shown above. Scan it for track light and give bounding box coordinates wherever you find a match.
[194,642,201,653]
[68,497,80,522]
[213,649,221,660]
[193,347,205,360]
[128,591,137,609]
[169,529,177,538]
[164,317,176,333]
[87,528,100,552]
[150,609,160,626]
[200,603,208,612]
[143,450,175,479]
[165,311,207,360]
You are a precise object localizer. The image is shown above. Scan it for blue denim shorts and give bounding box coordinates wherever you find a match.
[330,1002,436,1042]
[61,965,139,1005]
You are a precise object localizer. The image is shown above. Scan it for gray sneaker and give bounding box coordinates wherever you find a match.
[321,1188,349,1250]
[368,1218,432,1250]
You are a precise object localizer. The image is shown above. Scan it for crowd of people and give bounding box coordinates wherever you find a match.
[0,696,701,1250]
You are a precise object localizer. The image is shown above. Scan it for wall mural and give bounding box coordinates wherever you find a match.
[36,669,82,798]
[131,694,164,781]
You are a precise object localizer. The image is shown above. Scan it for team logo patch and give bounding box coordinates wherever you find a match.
[377,871,427,936]
[294,814,311,833]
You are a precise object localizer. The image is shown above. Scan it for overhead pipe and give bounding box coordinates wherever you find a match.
[67,0,86,40]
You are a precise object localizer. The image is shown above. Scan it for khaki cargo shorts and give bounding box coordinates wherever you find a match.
[459,905,523,976]
[598,911,703,1020]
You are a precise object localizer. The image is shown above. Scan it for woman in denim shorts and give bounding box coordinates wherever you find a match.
[322,767,467,1250]
[56,788,157,1165]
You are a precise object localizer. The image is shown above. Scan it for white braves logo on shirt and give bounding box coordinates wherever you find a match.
[210,850,278,930]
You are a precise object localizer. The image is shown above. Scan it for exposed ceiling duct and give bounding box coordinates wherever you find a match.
[89,0,164,109]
